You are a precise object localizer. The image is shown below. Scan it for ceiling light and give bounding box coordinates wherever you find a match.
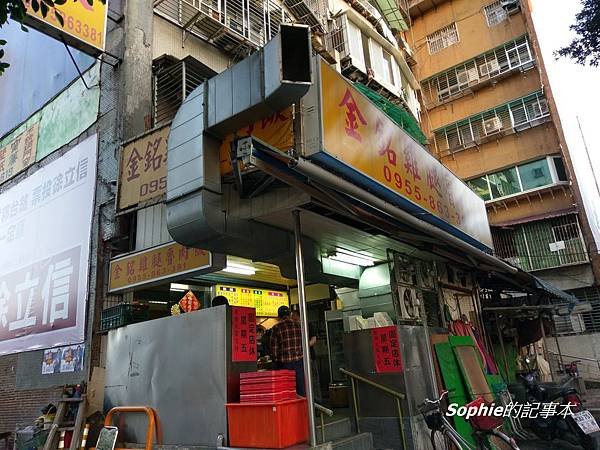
[149,300,169,305]
[328,249,375,267]
[170,283,189,292]
[222,262,256,275]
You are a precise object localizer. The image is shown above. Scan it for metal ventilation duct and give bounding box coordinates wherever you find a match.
[166,25,314,266]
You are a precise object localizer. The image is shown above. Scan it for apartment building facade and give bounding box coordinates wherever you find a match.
[408,0,600,318]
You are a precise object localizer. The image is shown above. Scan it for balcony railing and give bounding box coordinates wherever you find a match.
[492,214,588,272]
[433,90,550,155]
[154,0,288,57]
[421,35,535,109]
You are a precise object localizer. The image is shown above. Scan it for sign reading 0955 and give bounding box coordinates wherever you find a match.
[23,0,108,55]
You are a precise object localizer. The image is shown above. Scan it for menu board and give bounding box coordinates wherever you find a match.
[215,285,289,317]
[371,326,402,373]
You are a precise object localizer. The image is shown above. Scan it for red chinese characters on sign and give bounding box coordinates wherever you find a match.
[245,111,289,135]
[371,326,402,373]
[179,290,200,312]
[231,306,257,362]
[339,89,367,142]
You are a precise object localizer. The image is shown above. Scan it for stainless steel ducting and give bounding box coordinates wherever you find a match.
[166,25,313,265]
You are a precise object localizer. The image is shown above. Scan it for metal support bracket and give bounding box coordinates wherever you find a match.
[62,40,90,90]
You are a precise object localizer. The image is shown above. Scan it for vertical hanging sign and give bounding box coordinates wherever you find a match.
[371,326,403,373]
[231,306,257,362]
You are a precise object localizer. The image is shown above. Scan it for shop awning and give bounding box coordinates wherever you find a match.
[532,275,579,304]
[482,268,591,315]
[242,137,589,313]
[490,207,578,228]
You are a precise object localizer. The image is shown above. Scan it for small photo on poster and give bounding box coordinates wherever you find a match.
[60,344,85,373]
[42,349,61,374]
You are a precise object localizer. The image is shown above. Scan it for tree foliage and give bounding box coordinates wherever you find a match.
[0,0,26,74]
[0,0,105,75]
[556,0,600,67]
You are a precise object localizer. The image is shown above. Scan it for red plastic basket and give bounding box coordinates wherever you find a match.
[466,397,504,431]
[227,398,308,448]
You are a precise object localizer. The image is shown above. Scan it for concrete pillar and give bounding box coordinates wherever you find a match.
[121,0,155,139]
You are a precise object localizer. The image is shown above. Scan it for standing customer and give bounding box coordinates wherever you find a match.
[271,306,305,396]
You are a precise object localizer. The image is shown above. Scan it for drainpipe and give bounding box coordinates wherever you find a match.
[293,210,317,447]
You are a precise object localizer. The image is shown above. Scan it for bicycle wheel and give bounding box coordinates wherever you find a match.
[430,428,465,450]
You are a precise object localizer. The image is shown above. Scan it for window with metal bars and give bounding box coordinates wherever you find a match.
[484,1,508,26]
[433,90,549,152]
[154,0,288,54]
[467,156,567,202]
[152,56,216,127]
[559,287,600,335]
[421,35,534,107]
[426,23,459,55]
[491,214,588,273]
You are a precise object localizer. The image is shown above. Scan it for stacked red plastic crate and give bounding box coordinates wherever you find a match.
[240,370,297,403]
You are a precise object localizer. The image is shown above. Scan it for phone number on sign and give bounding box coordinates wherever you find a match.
[51,11,104,46]
[139,176,166,199]
[382,163,454,223]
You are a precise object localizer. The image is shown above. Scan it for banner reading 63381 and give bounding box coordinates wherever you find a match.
[23,0,108,55]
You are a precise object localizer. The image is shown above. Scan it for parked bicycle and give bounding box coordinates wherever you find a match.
[419,391,520,450]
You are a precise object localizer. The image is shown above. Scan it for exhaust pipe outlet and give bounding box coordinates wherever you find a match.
[166,25,313,264]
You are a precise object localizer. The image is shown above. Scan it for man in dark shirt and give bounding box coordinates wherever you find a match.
[271,306,305,396]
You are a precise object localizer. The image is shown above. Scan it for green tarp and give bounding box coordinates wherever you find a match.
[354,83,428,146]
[434,342,476,446]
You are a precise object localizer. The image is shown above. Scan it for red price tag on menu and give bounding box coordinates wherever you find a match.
[231,306,257,362]
[371,326,402,373]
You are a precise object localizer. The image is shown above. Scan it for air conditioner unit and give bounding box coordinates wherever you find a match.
[483,116,503,135]
[479,59,500,77]
[457,68,479,85]
[398,286,421,320]
[501,0,520,14]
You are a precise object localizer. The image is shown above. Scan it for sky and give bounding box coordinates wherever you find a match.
[530,0,600,254]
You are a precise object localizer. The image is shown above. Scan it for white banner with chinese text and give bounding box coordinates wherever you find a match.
[0,135,97,355]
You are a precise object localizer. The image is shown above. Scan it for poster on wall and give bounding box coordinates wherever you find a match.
[0,135,97,355]
[231,306,257,362]
[41,343,85,374]
[371,326,402,373]
[0,122,39,185]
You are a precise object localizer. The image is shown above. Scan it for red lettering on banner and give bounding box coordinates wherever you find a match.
[426,168,442,196]
[403,148,421,182]
[232,306,257,362]
[376,119,397,166]
[371,326,402,373]
[339,89,367,142]
[125,148,142,181]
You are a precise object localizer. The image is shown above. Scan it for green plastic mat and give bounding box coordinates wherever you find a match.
[353,83,428,146]
[434,342,476,447]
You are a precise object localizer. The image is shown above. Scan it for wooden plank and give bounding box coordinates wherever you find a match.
[69,400,87,450]
[43,402,67,450]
